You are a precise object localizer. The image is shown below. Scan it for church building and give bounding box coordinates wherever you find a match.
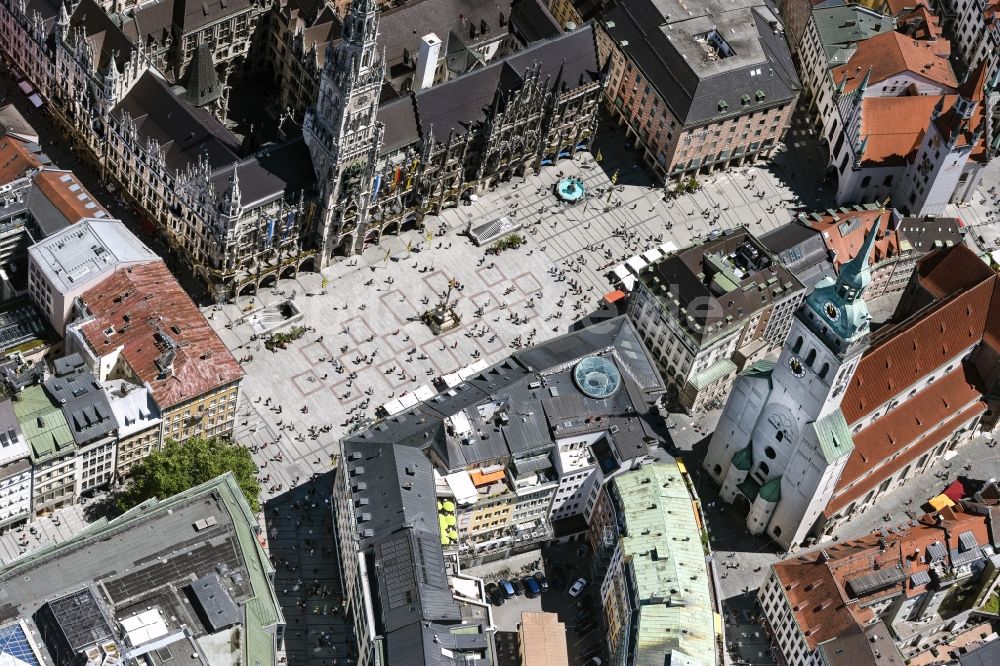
[703,227,1000,551]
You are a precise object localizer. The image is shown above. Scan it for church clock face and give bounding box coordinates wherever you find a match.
[353,93,371,110]
[824,302,840,321]
[788,356,805,377]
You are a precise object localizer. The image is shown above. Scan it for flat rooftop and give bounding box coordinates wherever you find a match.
[28,219,159,295]
[0,473,282,666]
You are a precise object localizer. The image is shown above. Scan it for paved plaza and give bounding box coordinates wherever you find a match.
[206,112,837,499]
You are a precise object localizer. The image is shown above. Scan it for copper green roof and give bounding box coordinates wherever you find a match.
[759,476,782,503]
[689,358,737,390]
[813,410,855,464]
[744,359,775,380]
[13,384,75,463]
[732,444,753,471]
[737,478,760,502]
[612,463,716,666]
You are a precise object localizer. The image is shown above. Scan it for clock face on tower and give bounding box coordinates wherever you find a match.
[788,356,805,377]
[824,302,840,321]
[353,93,370,111]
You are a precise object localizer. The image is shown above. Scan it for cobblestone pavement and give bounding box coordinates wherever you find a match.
[0,504,87,565]
[205,110,837,499]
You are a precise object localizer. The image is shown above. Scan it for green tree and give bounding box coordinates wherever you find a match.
[116,436,261,512]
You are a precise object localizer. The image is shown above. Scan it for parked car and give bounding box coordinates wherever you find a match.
[499,579,516,599]
[533,571,549,592]
[510,578,524,596]
[581,643,602,660]
[485,583,505,606]
[522,576,542,598]
[568,577,588,597]
[574,619,596,636]
[584,659,602,666]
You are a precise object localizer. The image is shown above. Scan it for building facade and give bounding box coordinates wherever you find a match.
[704,235,1000,551]
[0,0,601,300]
[627,228,805,413]
[0,398,31,531]
[595,0,800,182]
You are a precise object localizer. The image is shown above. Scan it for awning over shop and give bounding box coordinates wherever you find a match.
[444,471,478,505]
[928,494,956,511]
[470,469,505,487]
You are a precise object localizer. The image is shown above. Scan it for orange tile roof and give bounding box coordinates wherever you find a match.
[841,276,993,423]
[831,31,957,95]
[858,95,951,166]
[78,263,243,411]
[836,366,983,493]
[470,469,505,486]
[804,209,899,269]
[33,169,109,224]
[774,507,990,648]
[0,136,42,183]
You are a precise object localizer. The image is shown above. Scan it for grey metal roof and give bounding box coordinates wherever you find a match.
[512,453,552,475]
[845,567,904,596]
[950,546,982,567]
[959,637,1000,666]
[208,138,316,210]
[43,354,116,445]
[414,25,598,137]
[958,530,980,552]
[378,96,420,155]
[811,4,892,69]
[189,573,241,632]
[70,0,135,72]
[183,43,223,107]
[509,0,562,44]
[909,570,931,587]
[343,441,487,665]
[601,0,799,127]
[897,217,964,253]
[114,71,241,174]
[926,540,948,562]
[759,221,835,291]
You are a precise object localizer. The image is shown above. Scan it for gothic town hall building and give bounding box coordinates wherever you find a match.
[0,0,603,300]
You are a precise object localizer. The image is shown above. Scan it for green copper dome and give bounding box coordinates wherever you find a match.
[759,476,782,503]
[805,219,880,343]
[732,445,753,471]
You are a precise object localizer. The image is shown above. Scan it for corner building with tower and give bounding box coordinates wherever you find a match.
[703,228,1000,551]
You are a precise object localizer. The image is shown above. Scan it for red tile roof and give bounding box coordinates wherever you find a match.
[859,95,950,166]
[33,169,109,224]
[0,136,42,183]
[773,506,990,648]
[831,31,957,95]
[78,263,243,411]
[803,209,898,269]
[834,366,984,503]
[841,275,993,423]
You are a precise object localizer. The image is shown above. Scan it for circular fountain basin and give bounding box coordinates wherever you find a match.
[555,176,586,203]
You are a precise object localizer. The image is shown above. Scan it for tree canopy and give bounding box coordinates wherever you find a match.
[116,436,261,512]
